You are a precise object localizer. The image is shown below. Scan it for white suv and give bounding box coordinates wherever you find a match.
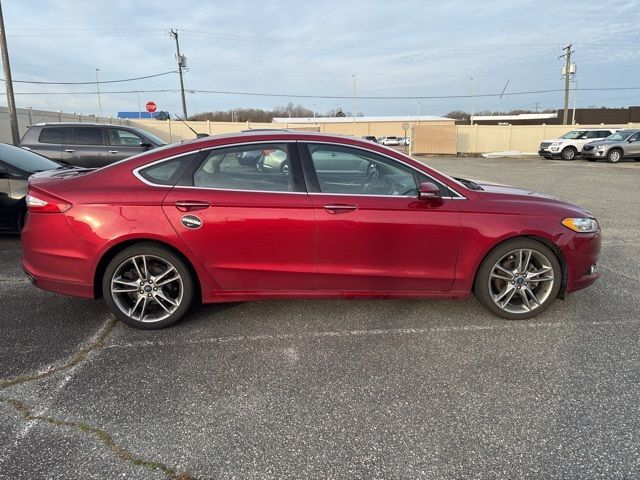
[538,129,618,160]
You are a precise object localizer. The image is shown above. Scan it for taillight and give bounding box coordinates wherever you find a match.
[25,193,71,213]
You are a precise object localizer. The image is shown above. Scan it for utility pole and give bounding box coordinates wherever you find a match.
[170,29,188,119]
[560,44,574,125]
[534,102,540,112]
[0,0,20,145]
[95,68,103,118]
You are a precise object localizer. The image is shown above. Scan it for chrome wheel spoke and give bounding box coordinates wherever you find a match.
[494,284,515,303]
[156,290,178,307]
[495,264,514,278]
[528,266,552,279]
[526,287,541,306]
[138,295,149,320]
[154,266,175,284]
[132,257,145,281]
[519,289,531,311]
[491,272,513,281]
[128,295,144,317]
[157,275,180,287]
[153,295,172,313]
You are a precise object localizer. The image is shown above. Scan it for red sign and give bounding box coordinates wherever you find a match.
[145,101,157,113]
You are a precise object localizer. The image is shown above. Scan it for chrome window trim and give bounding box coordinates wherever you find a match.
[300,140,467,200]
[132,138,468,200]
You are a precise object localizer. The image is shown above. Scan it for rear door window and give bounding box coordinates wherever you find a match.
[71,127,104,145]
[107,128,144,146]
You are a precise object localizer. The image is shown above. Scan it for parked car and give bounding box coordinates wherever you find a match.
[380,136,400,146]
[20,122,167,168]
[538,129,618,160]
[581,129,640,163]
[361,136,378,143]
[22,131,600,329]
[0,143,66,233]
[398,137,411,146]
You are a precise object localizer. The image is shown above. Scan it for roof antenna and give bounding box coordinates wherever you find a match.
[174,114,207,138]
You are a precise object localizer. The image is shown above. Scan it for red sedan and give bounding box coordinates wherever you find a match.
[21,131,600,329]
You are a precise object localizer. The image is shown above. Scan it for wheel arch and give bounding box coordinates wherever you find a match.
[93,238,202,302]
[472,234,568,299]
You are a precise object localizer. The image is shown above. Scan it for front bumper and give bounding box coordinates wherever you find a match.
[538,147,561,158]
[562,230,601,293]
[581,149,606,159]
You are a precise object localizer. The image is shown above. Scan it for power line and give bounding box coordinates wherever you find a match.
[11,85,640,99]
[0,70,177,85]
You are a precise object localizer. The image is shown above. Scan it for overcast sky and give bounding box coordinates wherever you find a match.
[3,0,640,118]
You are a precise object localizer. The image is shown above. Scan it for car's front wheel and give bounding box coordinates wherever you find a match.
[474,238,561,320]
[607,149,622,163]
[102,243,194,329]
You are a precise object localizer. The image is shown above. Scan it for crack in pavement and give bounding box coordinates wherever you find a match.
[0,317,198,480]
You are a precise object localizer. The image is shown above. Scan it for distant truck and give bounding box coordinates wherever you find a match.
[538,128,618,160]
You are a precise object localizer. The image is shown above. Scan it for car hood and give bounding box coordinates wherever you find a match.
[470,179,593,216]
[585,139,620,148]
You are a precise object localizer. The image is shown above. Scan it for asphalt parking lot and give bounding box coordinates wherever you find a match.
[1,156,639,479]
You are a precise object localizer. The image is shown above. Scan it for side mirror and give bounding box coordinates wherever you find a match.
[419,182,441,201]
[139,141,152,149]
[628,138,636,143]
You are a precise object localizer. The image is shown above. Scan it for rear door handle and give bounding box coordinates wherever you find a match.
[64,149,75,153]
[323,204,358,214]
[174,201,211,212]
[108,150,119,154]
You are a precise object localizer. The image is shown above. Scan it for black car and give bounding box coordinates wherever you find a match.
[0,143,65,232]
[19,123,167,168]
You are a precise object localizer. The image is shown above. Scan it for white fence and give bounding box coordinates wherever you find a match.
[0,106,129,144]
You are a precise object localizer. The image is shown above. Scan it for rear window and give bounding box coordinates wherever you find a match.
[72,127,104,145]
[38,127,69,144]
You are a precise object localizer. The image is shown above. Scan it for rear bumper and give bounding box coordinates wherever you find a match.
[21,212,97,299]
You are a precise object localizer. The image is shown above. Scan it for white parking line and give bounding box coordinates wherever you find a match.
[106,317,640,351]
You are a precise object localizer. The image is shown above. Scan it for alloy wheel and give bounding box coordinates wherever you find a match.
[110,254,184,323]
[488,248,555,314]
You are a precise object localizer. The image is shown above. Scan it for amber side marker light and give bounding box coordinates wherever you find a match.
[562,217,598,233]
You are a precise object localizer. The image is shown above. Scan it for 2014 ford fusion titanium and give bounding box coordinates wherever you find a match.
[21,131,600,329]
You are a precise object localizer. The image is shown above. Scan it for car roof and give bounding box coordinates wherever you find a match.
[32,122,133,127]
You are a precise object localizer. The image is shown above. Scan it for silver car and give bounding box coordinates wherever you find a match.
[582,129,640,163]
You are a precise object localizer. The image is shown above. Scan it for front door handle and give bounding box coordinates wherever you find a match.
[64,149,75,153]
[323,204,358,214]
[108,150,119,154]
[174,201,211,212]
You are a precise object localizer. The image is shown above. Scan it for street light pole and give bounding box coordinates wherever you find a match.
[95,68,103,118]
[0,0,20,145]
[470,77,476,125]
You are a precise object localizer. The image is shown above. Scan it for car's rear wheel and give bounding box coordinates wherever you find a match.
[607,149,622,163]
[560,146,577,160]
[474,238,561,320]
[102,243,194,329]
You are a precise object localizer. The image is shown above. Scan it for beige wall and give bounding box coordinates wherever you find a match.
[412,123,640,155]
[129,119,455,143]
[0,106,127,144]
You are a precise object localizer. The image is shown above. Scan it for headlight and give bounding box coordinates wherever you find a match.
[595,145,605,150]
[551,142,563,146]
[562,217,599,233]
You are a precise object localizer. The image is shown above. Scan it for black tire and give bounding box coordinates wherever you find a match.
[102,243,194,329]
[474,238,562,320]
[607,149,623,163]
[560,146,577,161]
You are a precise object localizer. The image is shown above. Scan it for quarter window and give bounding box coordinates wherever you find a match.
[307,144,419,196]
[38,127,69,144]
[72,127,104,145]
[138,153,198,186]
[192,144,293,192]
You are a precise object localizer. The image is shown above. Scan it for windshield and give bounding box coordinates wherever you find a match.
[559,131,586,139]
[607,131,634,141]
[0,143,61,172]
[132,128,168,146]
